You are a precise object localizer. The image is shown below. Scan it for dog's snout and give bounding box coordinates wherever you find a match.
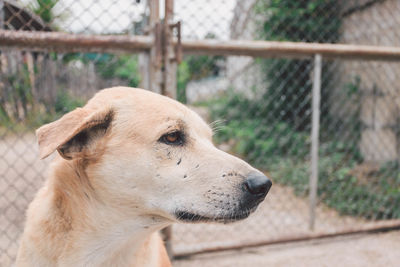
[244,173,272,196]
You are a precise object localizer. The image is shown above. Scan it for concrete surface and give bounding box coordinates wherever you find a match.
[174,230,400,267]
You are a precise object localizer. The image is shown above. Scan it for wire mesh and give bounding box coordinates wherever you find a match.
[4,0,147,34]
[1,0,400,265]
[0,1,146,265]
[173,0,400,255]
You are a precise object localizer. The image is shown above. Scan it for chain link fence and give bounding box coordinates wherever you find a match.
[1,0,400,265]
[0,1,147,265]
[172,0,400,256]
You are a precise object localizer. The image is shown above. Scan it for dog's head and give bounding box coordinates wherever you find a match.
[37,87,271,224]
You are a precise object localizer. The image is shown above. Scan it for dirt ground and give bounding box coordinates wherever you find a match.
[0,134,49,266]
[173,230,400,267]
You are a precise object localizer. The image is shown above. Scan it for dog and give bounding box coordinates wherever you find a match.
[16,87,272,266]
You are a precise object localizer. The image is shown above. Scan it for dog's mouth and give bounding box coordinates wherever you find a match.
[175,206,258,223]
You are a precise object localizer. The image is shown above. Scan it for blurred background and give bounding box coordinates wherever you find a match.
[1,0,400,266]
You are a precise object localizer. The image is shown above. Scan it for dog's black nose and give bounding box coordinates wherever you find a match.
[244,172,272,196]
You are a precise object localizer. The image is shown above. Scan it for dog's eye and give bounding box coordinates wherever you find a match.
[159,131,184,145]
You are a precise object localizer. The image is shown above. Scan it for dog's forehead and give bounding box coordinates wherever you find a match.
[90,87,183,115]
[90,87,212,137]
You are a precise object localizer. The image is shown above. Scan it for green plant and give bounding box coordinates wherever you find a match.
[176,32,224,103]
[255,0,341,130]
[0,85,84,131]
[210,93,309,167]
[32,0,58,23]
[0,65,34,126]
[185,55,223,81]
[54,90,84,114]
[255,0,340,42]
[177,60,190,103]
[94,54,140,87]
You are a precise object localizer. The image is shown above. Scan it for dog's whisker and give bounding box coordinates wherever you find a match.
[209,119,227,135]
[209,119,225,128]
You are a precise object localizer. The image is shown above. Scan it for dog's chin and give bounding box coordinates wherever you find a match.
[175,206,258,224]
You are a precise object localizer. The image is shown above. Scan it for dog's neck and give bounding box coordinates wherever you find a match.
[69,215,168,266]
[32,157,169,266]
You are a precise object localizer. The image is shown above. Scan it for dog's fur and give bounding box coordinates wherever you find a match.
[16,87,270,266]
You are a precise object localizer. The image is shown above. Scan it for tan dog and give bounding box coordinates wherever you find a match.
[16,87,272,266]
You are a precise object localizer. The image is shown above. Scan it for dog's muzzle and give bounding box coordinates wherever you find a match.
[175,172,272,223]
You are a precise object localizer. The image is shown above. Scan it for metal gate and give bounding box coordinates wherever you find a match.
[1,0,400,264]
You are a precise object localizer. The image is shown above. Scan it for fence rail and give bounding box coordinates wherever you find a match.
[180,39,400,61]
[0,30,152,53]
[2,30,400,61]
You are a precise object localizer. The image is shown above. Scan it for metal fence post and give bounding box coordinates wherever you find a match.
[161,0,176,258]
[139,0,162,94]
[161,0,177,98]
[309,54,322,230]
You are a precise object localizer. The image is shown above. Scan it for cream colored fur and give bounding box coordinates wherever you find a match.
[16,87,267,266]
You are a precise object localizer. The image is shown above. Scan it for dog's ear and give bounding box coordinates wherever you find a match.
[36,107,114,160]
